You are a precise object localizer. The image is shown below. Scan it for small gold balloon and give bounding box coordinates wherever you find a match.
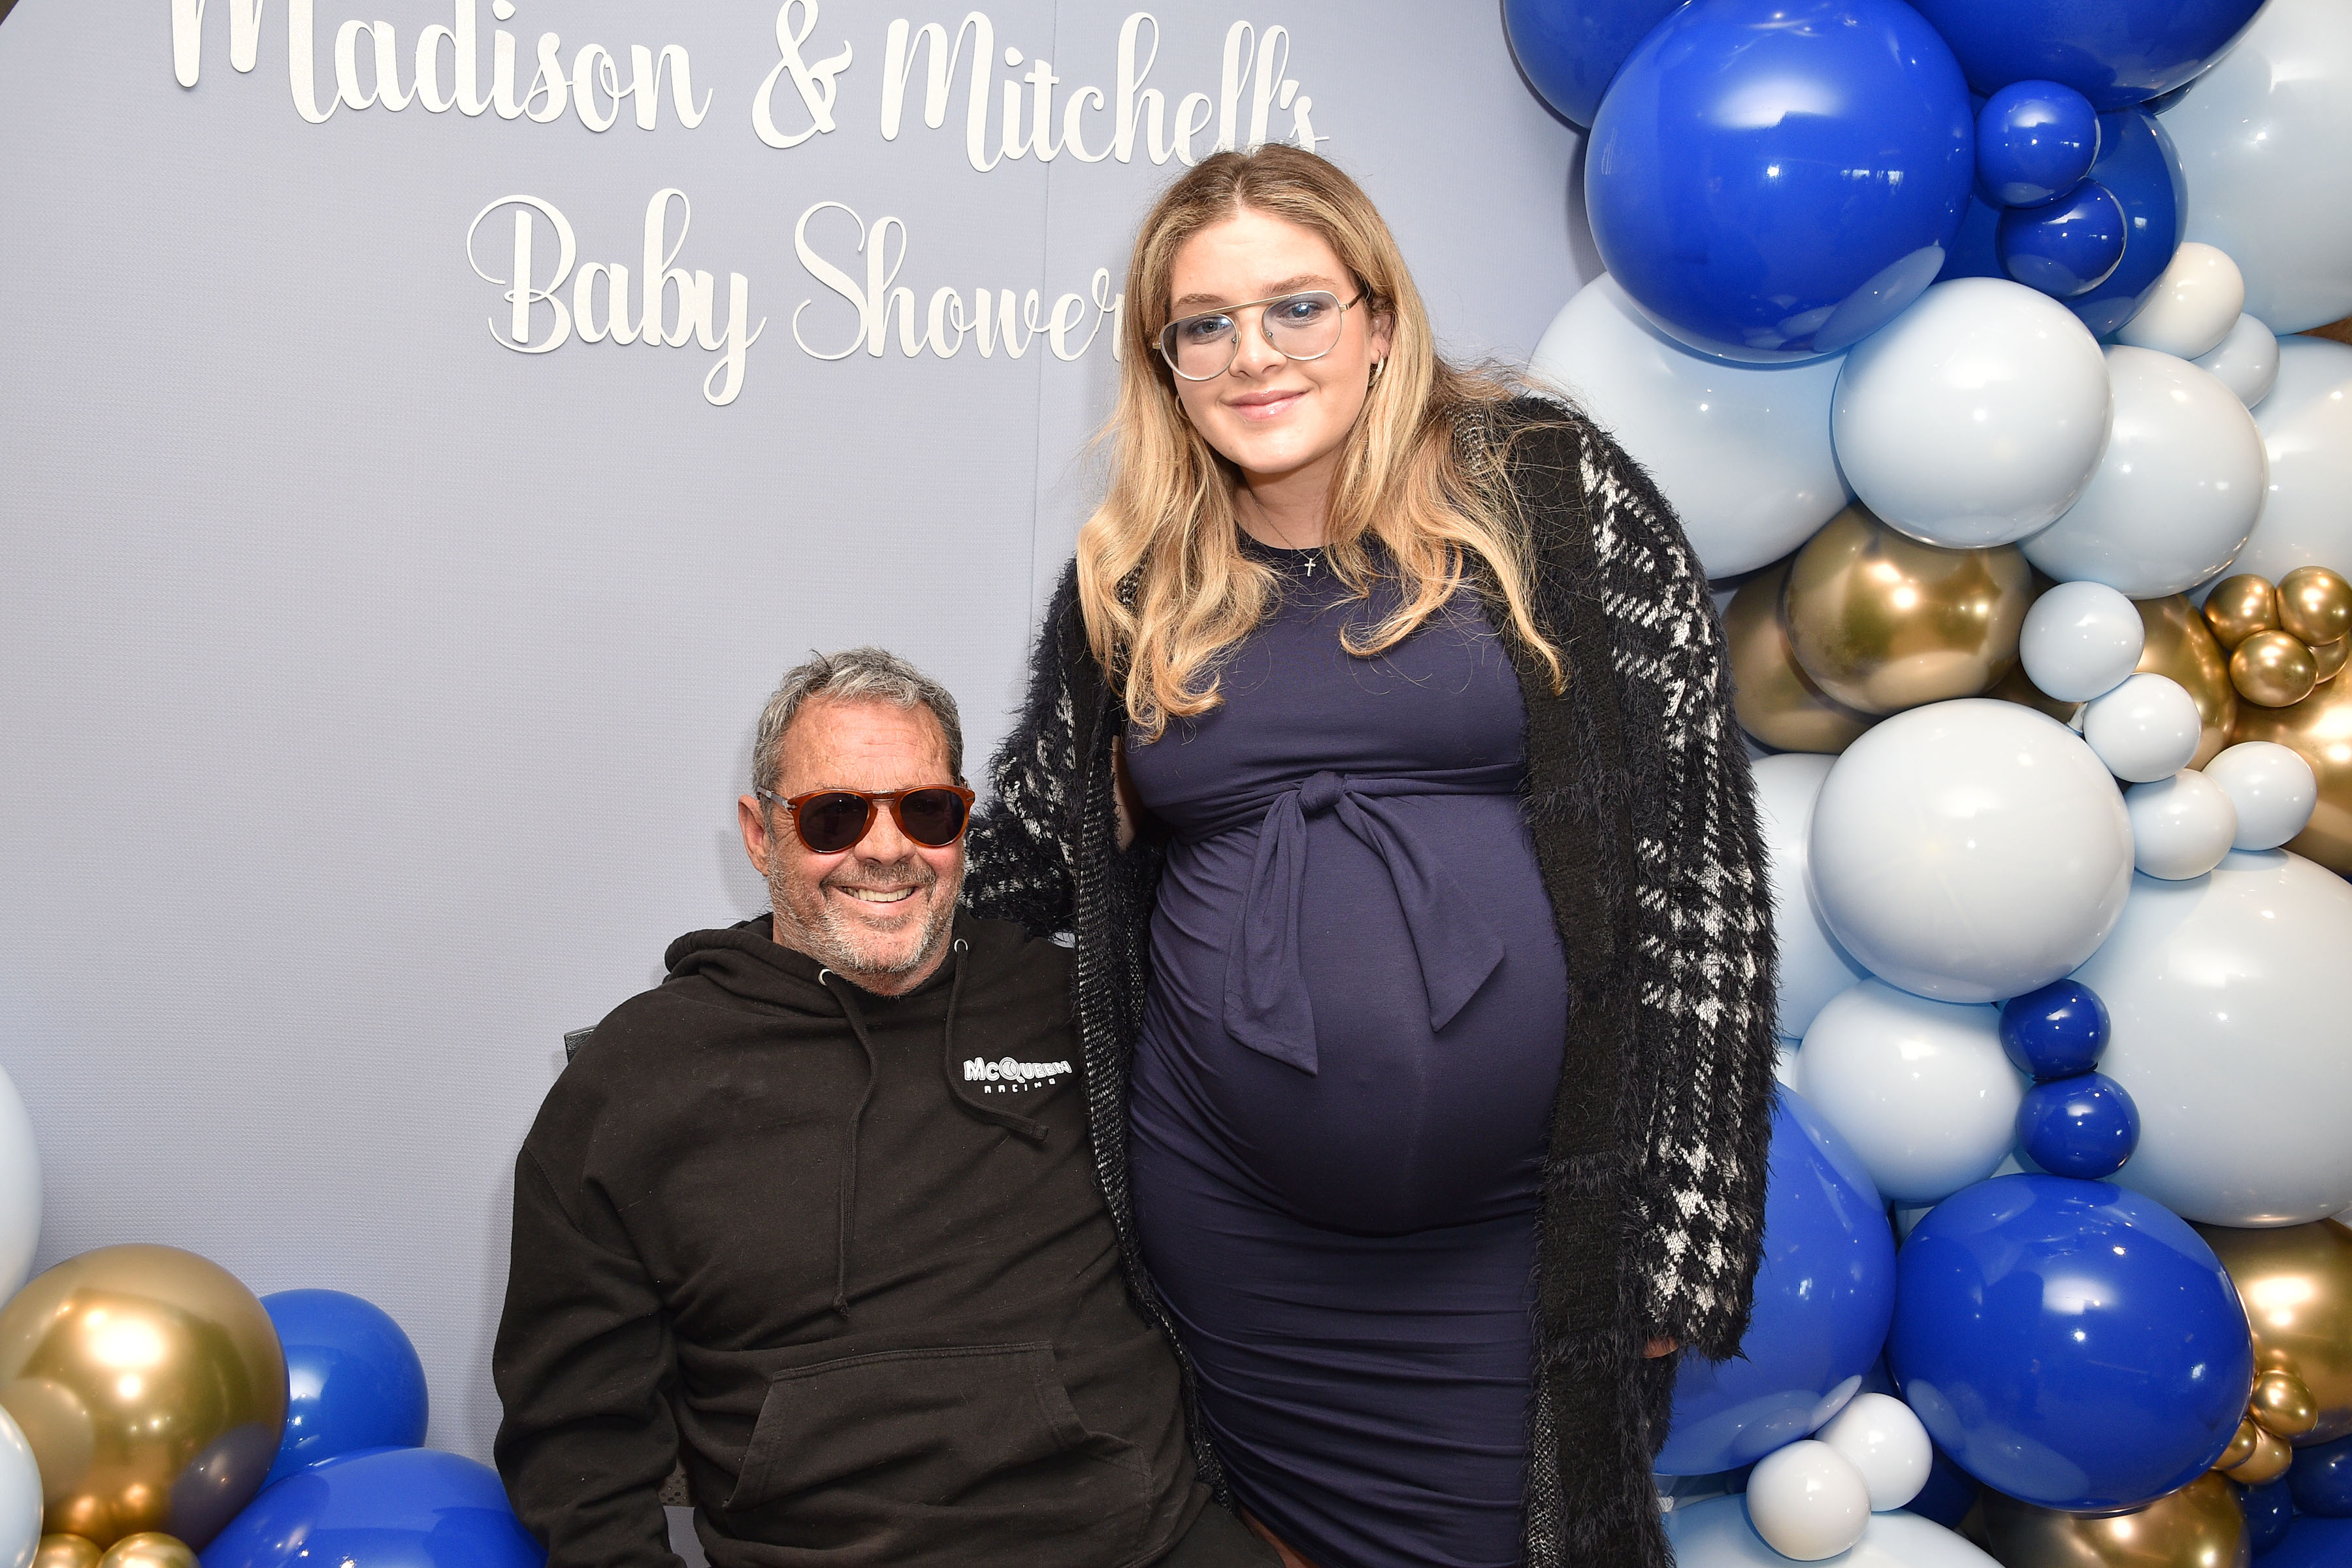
[2277,566,2352,647]
[94,1538,195,1568]
[2313,637,2350,683]
[0,1245,285,1549]
[2230,671,2352,874]
[1979,1471,2247,1568]
[2225,1424,2293,1485]
[2195,1220,2352,1445]
[2136,596,2240,768]
[34,1539,103,1568]
[2204,574,2282,651]
[2218,1417,2259,1470]
[1782,504,2034,715]
[2230,629,2319,708]
[2251,1369,2320,1439]
[1723,558,1877,753]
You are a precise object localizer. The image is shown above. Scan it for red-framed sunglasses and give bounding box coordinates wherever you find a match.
[757,785,977,854]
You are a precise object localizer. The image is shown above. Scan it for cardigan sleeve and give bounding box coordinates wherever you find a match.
[962,562,1088,939]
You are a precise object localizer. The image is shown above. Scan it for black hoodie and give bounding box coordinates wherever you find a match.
[493,912,1206,1568]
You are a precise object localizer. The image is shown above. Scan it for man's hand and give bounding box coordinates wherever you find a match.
[1644,1337,1678,1358]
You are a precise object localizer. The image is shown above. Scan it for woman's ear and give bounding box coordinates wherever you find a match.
[1369,310,1396,366]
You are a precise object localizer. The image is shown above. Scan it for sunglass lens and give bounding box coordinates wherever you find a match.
[796,792,874,853]
[897,789,970,847]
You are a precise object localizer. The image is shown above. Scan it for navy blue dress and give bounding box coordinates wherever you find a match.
[1124,539,1570,1568]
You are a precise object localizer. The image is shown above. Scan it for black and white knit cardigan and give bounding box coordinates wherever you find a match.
[962,397,1779,1568]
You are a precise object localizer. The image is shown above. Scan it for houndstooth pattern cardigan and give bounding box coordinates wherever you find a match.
[962,397,1779,1568]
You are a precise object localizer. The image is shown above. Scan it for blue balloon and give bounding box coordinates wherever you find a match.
[2264,1515,2352,1568]
[2291,1431,2352,1518]
[261,1289,430,1488]
[2241,1475,2295,1555]
[1999,979,2110,1081]
[1906,0,2266,111]
[1998,180,2128,297]
[1891,1175,2255,1511]
[203,1448,544,1568]
[1585,0,1975,363]
[1657,1090,1896,1474]
[1978,81,2101,207]
[1502,0,1682,131]
[2068,108,2187,339]
[2015,1071,2141,1179]
[1937,189,2004,285]
[1908,1446,1982,1529]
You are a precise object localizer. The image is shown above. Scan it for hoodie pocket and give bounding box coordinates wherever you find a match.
[721,1341,1157,1561]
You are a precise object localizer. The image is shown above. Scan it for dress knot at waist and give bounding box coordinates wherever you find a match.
[1219,764,1521,1076]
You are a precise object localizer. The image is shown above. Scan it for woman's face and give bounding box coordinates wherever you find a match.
[1163,206,1394,489]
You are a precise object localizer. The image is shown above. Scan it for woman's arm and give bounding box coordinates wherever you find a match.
[962,563,1090,938]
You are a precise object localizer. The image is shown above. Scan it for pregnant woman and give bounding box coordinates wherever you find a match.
[965,146,1776,1568]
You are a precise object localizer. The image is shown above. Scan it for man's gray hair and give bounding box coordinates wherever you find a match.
[751,647,966,796]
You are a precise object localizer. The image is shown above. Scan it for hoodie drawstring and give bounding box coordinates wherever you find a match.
[816,969,883,1319]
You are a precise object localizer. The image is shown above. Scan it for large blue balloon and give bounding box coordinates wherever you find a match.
[2291,1431,2352,1518]
[2068,108,2187,339]
[1656,1090,1896,1474]
[2264,1514,2352,1568]
[1502,0,1682,131]
[261,1290,431,1488]
[1906,0,2266,111]
[1891,1175,2255,1511]
[203,1448,544,1568]
[2240,1475,2295,1554]
[1585,0,1975,363]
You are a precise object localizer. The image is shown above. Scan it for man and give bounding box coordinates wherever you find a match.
[494,648,1270,1568]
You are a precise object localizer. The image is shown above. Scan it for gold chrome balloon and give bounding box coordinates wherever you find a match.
[2225,1426,2292,1486]
[0,1245,284,1549]
[1782,505,2033,715]
[1979,1471,2247,1567]
[2231,672,2352,874]
[2203,574,2281,652]
[2312,638,2349,683]
[1724,559,1877,753]
[2195,1220,2352,1445]
[34,1539,102,1568]
[94,1538,195,1568]
[2251,1369,2319,1439]
[2230,630,2319,708]
[2136,596,2240,768]
[2218,1418,2259,1471]
[2277,566,2352,647]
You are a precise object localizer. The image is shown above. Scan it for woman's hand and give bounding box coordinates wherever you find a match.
[1644,1337,1678,1359]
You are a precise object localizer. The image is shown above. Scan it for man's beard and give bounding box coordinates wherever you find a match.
[770,853,963,983]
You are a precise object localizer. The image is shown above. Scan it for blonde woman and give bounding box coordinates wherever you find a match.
[964,147,1776,1568]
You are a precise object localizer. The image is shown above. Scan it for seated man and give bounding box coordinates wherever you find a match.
[494,648,1269,1568]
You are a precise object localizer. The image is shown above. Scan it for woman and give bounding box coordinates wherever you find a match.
[964,146,1776,1568]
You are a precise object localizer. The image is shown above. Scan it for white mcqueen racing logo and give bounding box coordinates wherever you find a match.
[963,1055,1071,1094]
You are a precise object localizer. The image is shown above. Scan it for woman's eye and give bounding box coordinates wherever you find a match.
[1179,316,1232,344]
[1275,298,1329,324]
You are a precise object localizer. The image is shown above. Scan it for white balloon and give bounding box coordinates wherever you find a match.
[2114,243,2246,361]
[2081,674,2204,783]
[0,1406,31,1568]
[1752,754,1872,1039]
[1831,279,2112,549]
[2019,348,2268,598]
[0,1067,35,1303]
[1814,1393,1933,1513]
[1670,1498,1999,1568]
[1745,1441,1872,1561]
[2229,336,2352,583]
[1809,700,2134,1004]
[1775,1039,1804,1090]
[2125,771,2239,881]
[2204,740,2319,851]
[2019,580,2145,703]
[2193,314,2281,410]
[2085,851,2352,1226]
[1797,980,2024,1205]
[1531,276,1852,578]
[2161,0,2352,334]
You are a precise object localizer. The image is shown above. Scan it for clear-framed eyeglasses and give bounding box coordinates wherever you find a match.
[1156,289,1369,382]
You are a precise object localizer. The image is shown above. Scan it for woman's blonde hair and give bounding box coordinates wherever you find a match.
[1077,144,1564,741]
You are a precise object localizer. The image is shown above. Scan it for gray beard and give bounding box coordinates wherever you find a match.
[768,854,964,984]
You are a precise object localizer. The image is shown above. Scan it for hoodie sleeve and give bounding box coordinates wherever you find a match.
[493,1144,685,1568]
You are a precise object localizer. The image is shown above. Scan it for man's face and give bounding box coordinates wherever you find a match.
[738,697,965,995]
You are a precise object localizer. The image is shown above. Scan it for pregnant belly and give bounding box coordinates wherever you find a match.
[1134,795,1569,1235]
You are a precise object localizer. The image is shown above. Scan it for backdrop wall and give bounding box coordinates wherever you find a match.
[0,0,1591,1464]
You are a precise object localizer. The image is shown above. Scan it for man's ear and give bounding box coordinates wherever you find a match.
[739,794,776,877]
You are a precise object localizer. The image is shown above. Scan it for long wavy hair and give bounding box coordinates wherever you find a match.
[1076,145,1564,741]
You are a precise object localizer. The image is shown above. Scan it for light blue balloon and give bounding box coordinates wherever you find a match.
[1666,1495,2000,1566]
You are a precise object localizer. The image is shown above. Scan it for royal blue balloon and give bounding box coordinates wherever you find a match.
[1502,0,1683,131]
[1585,0,1975,363]
[2291,1431,2352,1518]
[2068,108,2187,339]
[1891,1175,2255,1511]
[2241,1475,2295,1555]
[1999,978,2110,1081]
[1978,81,2101,207]
[1908,1446,1982,1529]
[1936,190,2004,285]
[1998,180,2129,298]
[1656,1089,1896,1474]
[203,1448,544,1568]
[2264,1515,2352,1568]
[260,1289,431,1488]
[1906,0,2266,112]
[2016,1071,2141,1180]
